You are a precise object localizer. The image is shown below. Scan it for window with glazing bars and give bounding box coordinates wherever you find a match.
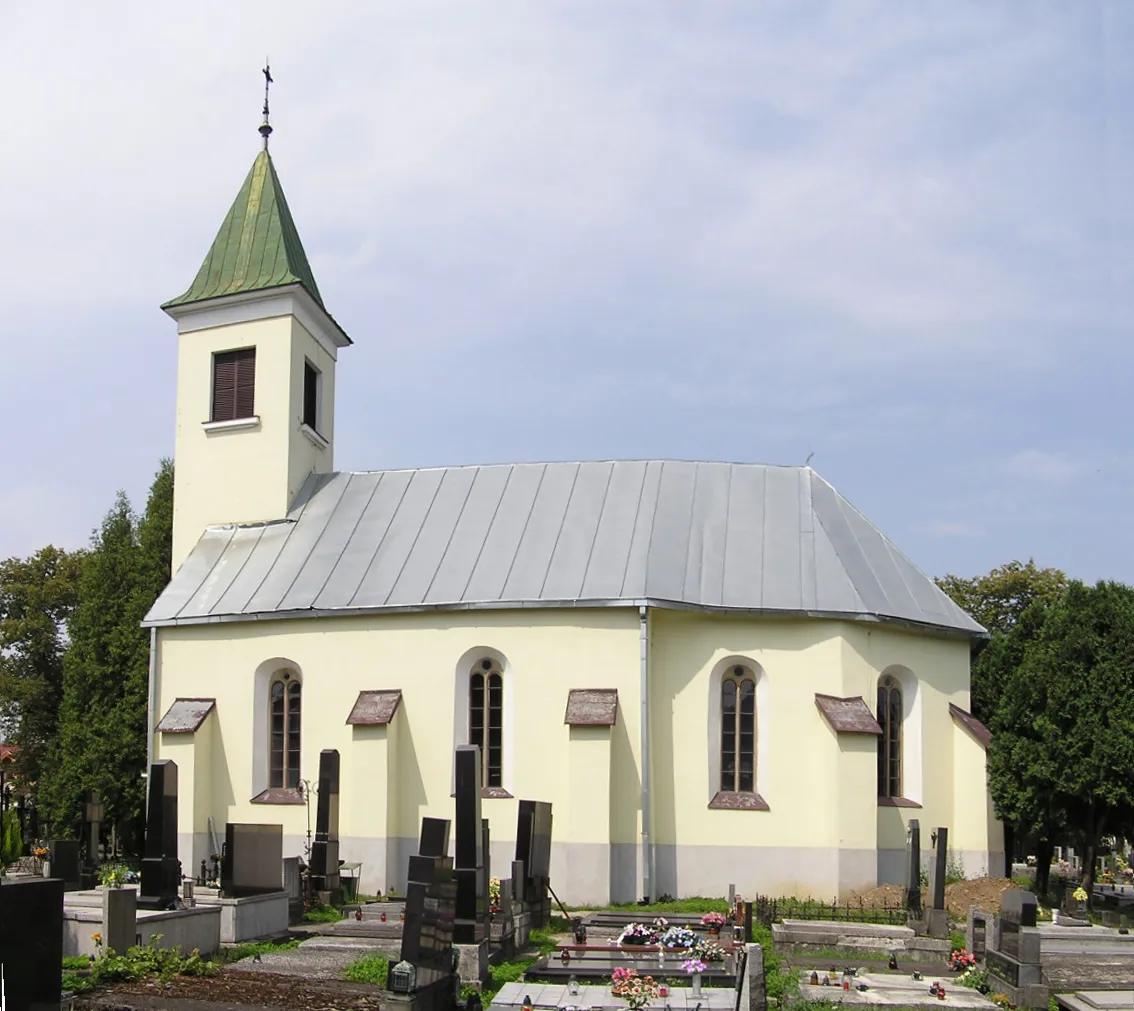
[720,665,756,793]
[270,673,301,789]
[877,676,902,798]
[469,658,503,788]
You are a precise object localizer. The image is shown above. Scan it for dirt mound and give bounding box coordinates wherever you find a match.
[848,877,1015,920]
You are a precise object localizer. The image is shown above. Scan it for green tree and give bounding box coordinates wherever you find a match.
[0,546,84,789]
[937,560,1068,725]
[0,807,22,869]
[937,559,1069,636]
[39,462,174,848]
[989,581,1134,903]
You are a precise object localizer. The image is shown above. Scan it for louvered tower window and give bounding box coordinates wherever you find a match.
[877,675,902,799]
[212,348,256,422]
[469,658,503,788]
[720,665,756,793]
[269,671,301,789]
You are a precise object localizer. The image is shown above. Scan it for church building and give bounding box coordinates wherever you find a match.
[144,126,1003,904]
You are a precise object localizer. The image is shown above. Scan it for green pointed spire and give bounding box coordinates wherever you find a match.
[163,150,323,309]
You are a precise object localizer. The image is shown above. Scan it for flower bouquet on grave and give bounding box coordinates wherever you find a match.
[489,876,502,915]
[700,912,727,935]
[947,948,977,972]
[660,926,698,949]
[691,938,726,962]
[618,922,661,946]
[611,967,661,1009]
[681,958,708,997]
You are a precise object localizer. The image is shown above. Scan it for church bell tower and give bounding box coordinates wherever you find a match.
[163,74,351,573]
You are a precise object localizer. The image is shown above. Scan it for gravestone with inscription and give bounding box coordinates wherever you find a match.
[986,888,1046,1009]
[0,877,64,1011]
[139,759,181,909]
[392,816,457,1011]
[221,824,283,897]
[309,749,341,903]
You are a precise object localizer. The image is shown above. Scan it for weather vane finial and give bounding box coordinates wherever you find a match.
[259,60,273,150]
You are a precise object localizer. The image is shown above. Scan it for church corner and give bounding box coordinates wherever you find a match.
[146,130,1001,906]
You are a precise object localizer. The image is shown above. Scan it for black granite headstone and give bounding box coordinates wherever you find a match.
[221,823,283,897]
[49,839,81,889]
[515,799,553,926]
[420,817,450,859]
[0,877,64,1011]
[401,816,457,982]
[932,826,948,910]
[139,759,181,908]
[906,819,922,917]
[309,749,341,897]
[454,745,485,944]
[998,888,1038,960]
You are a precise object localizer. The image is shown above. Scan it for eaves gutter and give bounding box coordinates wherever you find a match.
[142,596,985,640]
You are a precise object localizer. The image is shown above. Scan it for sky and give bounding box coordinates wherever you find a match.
[1,1,1132,585]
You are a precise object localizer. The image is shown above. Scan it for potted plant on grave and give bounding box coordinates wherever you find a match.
[700,912,727,936]
[98,863,129,889]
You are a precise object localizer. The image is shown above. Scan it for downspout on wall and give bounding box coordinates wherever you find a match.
[639,605,653,902]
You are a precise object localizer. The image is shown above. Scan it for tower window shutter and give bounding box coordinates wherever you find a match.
[212,348,256,422]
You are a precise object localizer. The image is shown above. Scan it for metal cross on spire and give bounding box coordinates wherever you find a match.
[259,61,274,150]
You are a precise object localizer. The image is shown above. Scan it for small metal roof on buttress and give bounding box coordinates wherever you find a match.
[144,461,984,637]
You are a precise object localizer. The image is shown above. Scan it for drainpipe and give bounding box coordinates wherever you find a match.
[639,605,653,903]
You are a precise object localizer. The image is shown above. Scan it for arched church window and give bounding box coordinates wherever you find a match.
[469,658,503,789]
[877,675,902,799]
[720,665,756,793]
[270,671,301,789]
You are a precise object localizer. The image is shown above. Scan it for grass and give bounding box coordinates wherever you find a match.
[753,921,798,1005]
[303,905,345,923]
[794,946,887,961]
[572,897,729,914]
[221,939,301,963]
[344,955,388,986]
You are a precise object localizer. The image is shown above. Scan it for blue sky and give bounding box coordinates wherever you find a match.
[1,1,1131,584]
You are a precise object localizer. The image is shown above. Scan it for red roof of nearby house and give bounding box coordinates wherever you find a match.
[0,744,17,762]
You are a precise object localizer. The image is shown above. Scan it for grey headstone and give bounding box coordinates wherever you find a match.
[221,823,283,896]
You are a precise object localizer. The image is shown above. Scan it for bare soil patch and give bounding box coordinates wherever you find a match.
[78,969,385,1011]
[848,877,1015,919]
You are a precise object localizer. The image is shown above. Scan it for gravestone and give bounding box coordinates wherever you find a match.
[925,826,949,937]
[966,904,990,958]
[515,799,553,928]
[84,790,105,872]
[221,824,283,897]
[139,759,181,909]
[309,749,341,902]
[453,746,488,985]
[393,815,457,1011]
[283,856,303,923]
[905,819,922,918]
[453,746,485,945]
[986,888,1046,1009]
[0,877,63,1011]
[49,839,81,890]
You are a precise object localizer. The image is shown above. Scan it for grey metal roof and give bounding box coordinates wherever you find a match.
[143,461,984,636]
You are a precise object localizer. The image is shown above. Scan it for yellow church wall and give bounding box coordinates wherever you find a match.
[152,603,996,901]
[170,314,337,574]
[153,607,643,899]
[172,316,296,572]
